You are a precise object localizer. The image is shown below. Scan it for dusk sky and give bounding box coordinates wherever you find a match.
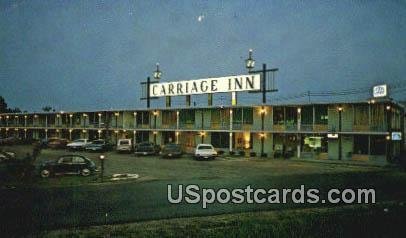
[1,0,405,112]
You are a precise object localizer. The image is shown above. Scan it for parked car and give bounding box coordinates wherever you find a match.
[0,151,16,162]
[66,139,90,150]
[47,137,69,149]
[116,139,132,153]
[160,143,183,158]
[0,136,19,145]
[134,142,160,156]
[39,155,97,178]
[85,139,113,152]
[194,144,217,160]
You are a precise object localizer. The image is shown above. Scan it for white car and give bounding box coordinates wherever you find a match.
[117,139,132,153]
[194,144,217,160]
[67,139,89,150]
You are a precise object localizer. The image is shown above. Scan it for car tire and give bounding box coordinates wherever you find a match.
[40,169,51,178]
[81,168,90,177]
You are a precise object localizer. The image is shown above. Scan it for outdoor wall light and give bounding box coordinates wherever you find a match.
[56,114,60,118]
[153,63,162,80]
[297,108,301,114]
[99,155,105,160]
[200,132,206,136]
[56,129,60,133]
[82,130,87,133]
[15,116,18,118]
[24,115,27,118]
[98,113,102,117]
[153,111,158,116]
[69,114,73,118]
[24,129,27,132]
[175,132,180,136]
[260,107,266,115]
[230,109,233,114]
[6,116,9,119]
[98,130,102,133]
[386,105,391,110]
[114,130,119,134]
[245,49,255,70]
[83,114,88,117]
[338,106,343,112]
[14,128,18,131]
[69,129,73,133]
[5,128,9,131]
[133,112,137,116]
[153,131,158,135]
[114,112,119,116]
[386,135,391,140]
[176,111,180,116]
[259,133,266,138]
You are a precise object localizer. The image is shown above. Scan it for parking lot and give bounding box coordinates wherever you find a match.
[0,145,384,186]
[1,145,406,236]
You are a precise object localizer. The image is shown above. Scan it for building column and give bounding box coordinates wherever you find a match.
[229,109,233,152]
[297,107,301,158]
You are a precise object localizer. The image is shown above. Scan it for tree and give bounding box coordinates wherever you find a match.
[42,106,53,112]
[0,96,8,113]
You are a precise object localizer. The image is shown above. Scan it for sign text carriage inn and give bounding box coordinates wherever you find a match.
[150,74,261,97]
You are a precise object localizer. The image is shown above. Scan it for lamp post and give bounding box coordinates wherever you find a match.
[245,49,278,104]
[386,105,392,161]
[99,155,105,182]
[141,63,161,108]
[338,106,343,160]
[260,107,266,157]
[153,110,158,144]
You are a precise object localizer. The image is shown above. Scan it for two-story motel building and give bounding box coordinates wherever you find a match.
[0,99,403,164]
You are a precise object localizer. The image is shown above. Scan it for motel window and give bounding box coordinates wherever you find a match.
[301,106,313,125]
[233,108,253,124]
[285,107,297,126]
[136,111,149,125]
[180,110,195,124]
[162,111,176,125]
[211,132,229,149]
[353,135,368,155]
[243,108,253,124]
[370,104,385,129]
[354,104,368,125]
[273,107,284,125]
[211,108,229,127]
[233,108,243,123]
[370,136,386,155]
[136,131,149,143]
[315,105,328,124]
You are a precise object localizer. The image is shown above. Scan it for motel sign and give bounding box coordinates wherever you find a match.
[150,74,261,97]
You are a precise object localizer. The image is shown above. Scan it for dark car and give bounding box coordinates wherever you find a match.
[39,155,97,178]
[47,138,69,149]
[160,143,183,158]
[85,139,113,152]
[0,151,16,162]
[134,142,160,156]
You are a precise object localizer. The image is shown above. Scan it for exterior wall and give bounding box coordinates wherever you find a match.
[0,102,403,163]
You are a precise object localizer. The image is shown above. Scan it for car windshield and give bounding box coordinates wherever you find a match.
[92,140,104,144]
[165,144,180,149]
[198,145,213,150]
[120,140,130,145]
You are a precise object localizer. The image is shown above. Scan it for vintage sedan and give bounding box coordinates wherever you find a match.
[39,155,97,178]
[85,139,113,152]
[160,143,183,158]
